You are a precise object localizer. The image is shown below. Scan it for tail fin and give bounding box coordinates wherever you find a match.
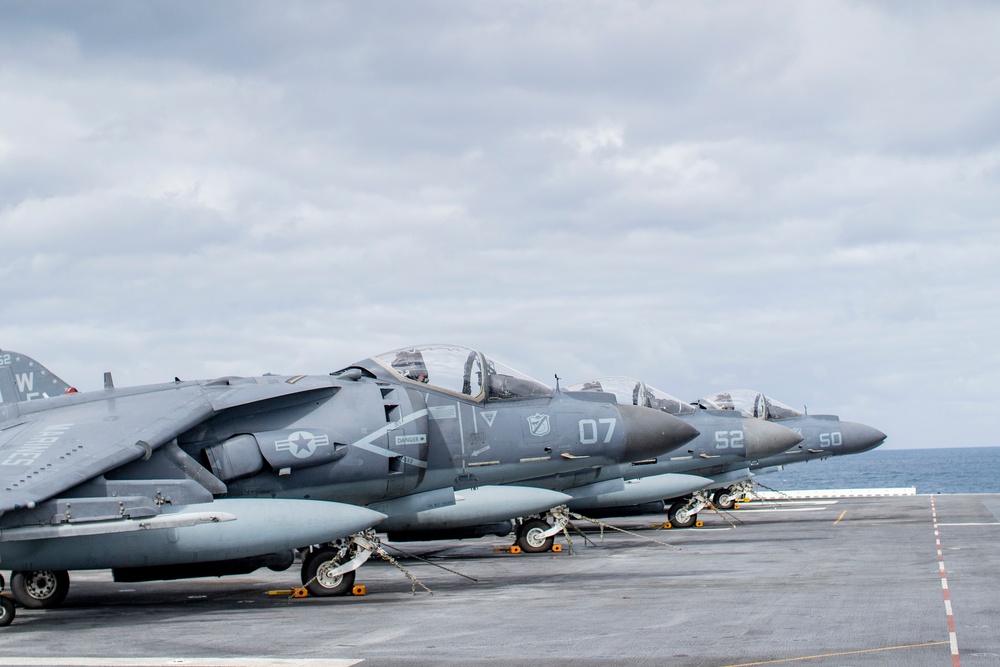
[0,349,76,404]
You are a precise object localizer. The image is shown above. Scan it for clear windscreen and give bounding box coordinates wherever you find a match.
[484,357,552,400]
[374,344,551,400]
[698,389,803,419]
[569,376,696,415]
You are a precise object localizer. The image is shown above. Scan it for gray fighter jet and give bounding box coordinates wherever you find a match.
[734,389,889,483]
[382,376,802,552]
[557,378,804,512]
[520,385,886,532]
[658,389,887,526]
[0,345,694,620]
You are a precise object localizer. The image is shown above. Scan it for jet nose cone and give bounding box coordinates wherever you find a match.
[617,404,700,461]
[839,421,887,453]
[743,419,805,460]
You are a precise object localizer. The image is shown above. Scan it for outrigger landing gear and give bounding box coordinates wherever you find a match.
[515,518,553,553]
[10,570,70,609]
[0,574,15,628]
[668,500,698,528]
[713,487,738,510]
[713,480,755,510]
[513,506,570,553]
[300,529,378,597]
[668,493,709,528]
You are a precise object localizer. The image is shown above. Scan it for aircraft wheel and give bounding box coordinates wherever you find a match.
[714,488,736,510]
[668,502,697,529]
[11,570,70,609]
[515,518,554,553]
[0,597,14,627]
[301,548,356,597]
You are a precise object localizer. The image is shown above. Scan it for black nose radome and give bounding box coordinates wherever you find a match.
[838,421,887,453]
[743,419,804,459]
[616,404,700,462]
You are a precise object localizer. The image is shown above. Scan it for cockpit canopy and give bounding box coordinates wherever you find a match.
[568,377,697,415]
[697,389,803,420]
[372,344,552,401]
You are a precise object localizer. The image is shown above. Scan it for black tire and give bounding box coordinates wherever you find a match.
[515,518,554,553]
[11,570,70,609]
[669,501,697,529]
[301,548,357,597]
[714,488,736,510]
[0,597,14,627]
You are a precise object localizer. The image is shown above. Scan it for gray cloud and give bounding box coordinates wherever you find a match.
[2,1,999,450]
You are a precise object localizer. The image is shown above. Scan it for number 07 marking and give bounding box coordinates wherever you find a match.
[579,418,617,444]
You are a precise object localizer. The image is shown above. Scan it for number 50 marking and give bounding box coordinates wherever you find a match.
[579,418,617,444]
[820,432,843,447]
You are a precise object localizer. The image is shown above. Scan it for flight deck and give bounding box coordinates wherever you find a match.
[1,493,997,667]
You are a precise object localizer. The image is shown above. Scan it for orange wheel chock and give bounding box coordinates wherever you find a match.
[695,521,704,528]
[510,545,522,554]
[292,587,309,598]
[352,585,367,596]
[551,544,563,553]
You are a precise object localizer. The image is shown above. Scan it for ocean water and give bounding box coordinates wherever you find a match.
[758,446,1000,495]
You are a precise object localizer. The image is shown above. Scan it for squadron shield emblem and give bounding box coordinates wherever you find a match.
[527,413,551,437]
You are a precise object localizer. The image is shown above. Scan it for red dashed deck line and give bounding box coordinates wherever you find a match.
[931,496,961,667]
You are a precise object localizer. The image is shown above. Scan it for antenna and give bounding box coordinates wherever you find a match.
[554,374,561,392]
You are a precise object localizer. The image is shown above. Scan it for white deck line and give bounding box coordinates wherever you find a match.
[0,660,363,667]
[754,487,916,499]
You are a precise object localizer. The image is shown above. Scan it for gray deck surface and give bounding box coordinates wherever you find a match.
[1,494,996,666]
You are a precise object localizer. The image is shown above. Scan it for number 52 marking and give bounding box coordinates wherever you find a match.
[715,430,745,449]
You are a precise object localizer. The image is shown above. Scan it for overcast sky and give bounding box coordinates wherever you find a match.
[2,1,998,450]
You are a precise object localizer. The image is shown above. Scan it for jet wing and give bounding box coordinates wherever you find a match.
[0,384,216,516]
[0,380,337,516]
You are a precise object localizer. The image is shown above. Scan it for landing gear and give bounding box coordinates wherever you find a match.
[728,480,756,506]
[668,500,698,528]
[0,574,14,628]
[513,507,570,553]
[10,570,70,609]
[300,529,378,597]
[0,597,14,628]
[668,492,710,528]
[713,487,737,510]
[301,548,357,597]
[516,518,554,553]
